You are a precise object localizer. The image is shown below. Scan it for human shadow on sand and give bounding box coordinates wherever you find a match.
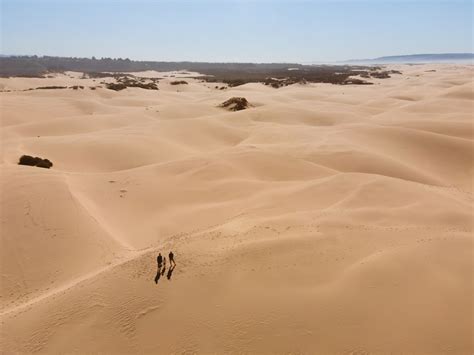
[154,267,162,284]
[154,264,176,283]
[167,265,175,280]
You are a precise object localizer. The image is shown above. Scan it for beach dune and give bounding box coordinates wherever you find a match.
[1,65,472,353]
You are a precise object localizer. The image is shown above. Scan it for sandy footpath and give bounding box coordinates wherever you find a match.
[1,65,473,353]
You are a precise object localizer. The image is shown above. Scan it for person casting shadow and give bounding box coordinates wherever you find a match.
[167,265,175,280]
[155,253,164,284]
[157,253,163,269]
[154,252,177,283]
[169,251,176,267]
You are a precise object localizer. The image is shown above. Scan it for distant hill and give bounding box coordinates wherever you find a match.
[347,53,474,64]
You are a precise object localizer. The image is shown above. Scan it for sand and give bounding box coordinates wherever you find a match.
[1,64,473,354]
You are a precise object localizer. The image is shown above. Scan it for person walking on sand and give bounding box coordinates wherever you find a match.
[155,253,163,284]
[169,251,176,267]
[157,253,163,269]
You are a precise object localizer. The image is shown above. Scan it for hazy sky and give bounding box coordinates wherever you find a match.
[1,0,472,62]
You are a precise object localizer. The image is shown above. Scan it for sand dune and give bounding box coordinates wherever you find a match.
[1,64,473,353]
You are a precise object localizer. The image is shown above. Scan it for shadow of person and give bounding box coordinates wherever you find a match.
[154,267,161,284]
[161,265,167,276]
[167,265,175,280]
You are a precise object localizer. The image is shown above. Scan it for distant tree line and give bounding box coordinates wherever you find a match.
[0,55,302,77]
[0,55,398,86]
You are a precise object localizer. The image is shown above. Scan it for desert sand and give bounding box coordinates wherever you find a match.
[1,64,473,354]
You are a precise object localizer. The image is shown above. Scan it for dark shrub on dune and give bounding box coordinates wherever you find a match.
[223,79,246,87]
[35,159,53,168]
[35,86,67,90]
[370,72,391,79]
[106,77,158,91]
[220,97,249,111]
[132,81,158,90]
[170,80,188,85]
[118,77,159,90]
[263,77,309,88]
[19,155,40,166]
[18,155,53,169]
[106,82,127,91]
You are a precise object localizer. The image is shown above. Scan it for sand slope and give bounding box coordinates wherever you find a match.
[1,65,473,354]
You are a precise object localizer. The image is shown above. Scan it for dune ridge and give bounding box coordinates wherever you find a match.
[1,64,473,354]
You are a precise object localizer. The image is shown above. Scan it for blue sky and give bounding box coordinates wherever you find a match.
[1,0,472,62]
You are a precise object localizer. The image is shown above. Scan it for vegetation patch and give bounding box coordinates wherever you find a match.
[220,97,249,111]
[18,155,53,169]
[170,80,188,85]
[368,69,402,79]
[105,76,159,91]
[35,86,68,90]
[0,56,402,87]
[105,82,128,91]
